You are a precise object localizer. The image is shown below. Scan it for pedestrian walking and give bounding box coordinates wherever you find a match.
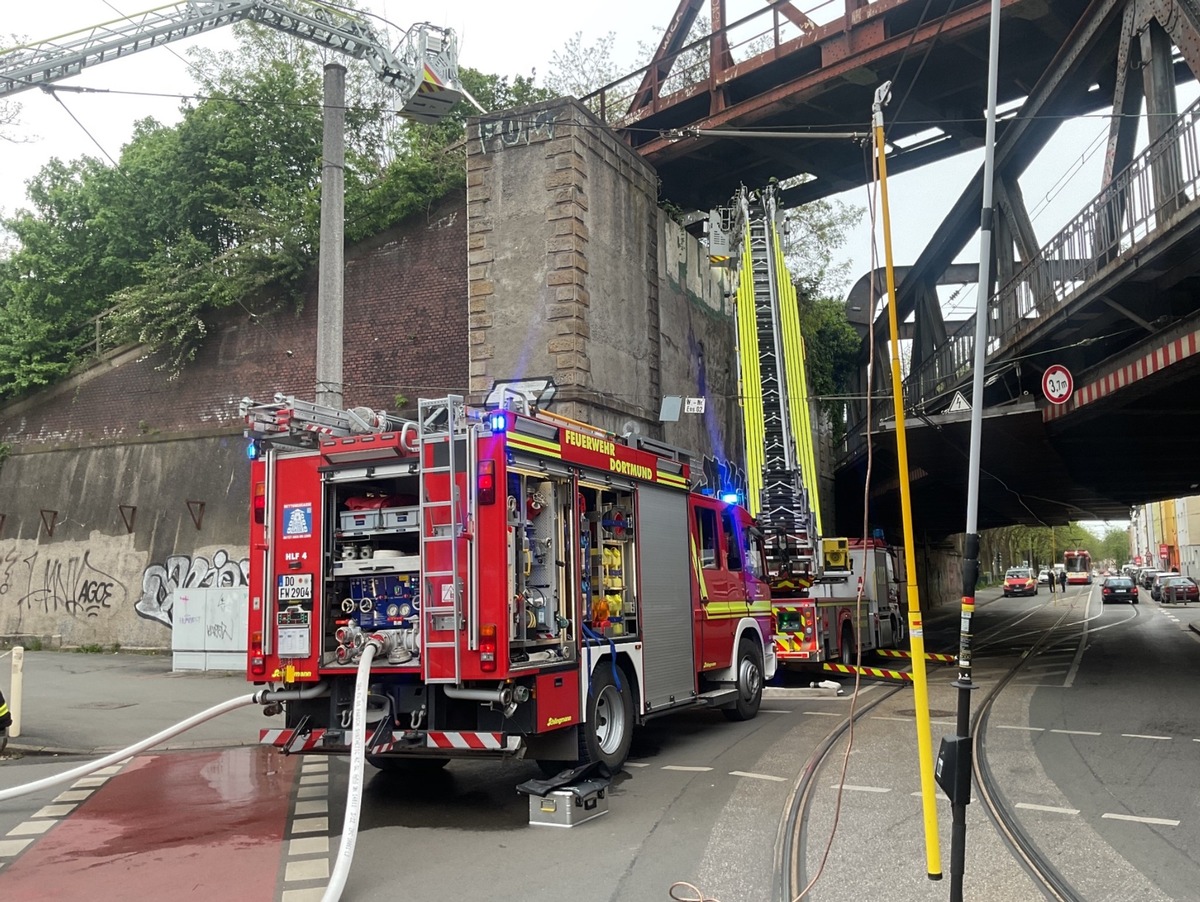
[1058,569,1067,592]
[1048,571,1057,594]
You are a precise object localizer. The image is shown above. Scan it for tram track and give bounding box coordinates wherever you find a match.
[777,681,904,901]
[779,589,1138,902]
[971,601,1082,902]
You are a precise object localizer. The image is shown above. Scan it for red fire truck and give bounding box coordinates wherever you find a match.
[243,394,775,772]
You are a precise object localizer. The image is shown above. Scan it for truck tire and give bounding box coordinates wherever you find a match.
[839,624,856,666]
[581,663,633,769]
[722,637,764,722]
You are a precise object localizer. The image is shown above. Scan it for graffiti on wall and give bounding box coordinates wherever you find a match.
[136,550,250,629]
[695,454,750,505]
[478,108,559,154]
[0,547,125,619]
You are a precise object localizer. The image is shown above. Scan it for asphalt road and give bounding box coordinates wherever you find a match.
[2,587,1197,901]
[1028,587,1200,901]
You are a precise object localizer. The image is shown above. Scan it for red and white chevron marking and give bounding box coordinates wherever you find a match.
[261,728,520,753]
[1044,329,1200,421]
[260,728,325,750]
[426,731,516,751]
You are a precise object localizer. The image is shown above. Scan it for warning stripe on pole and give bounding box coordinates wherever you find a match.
[875,649,956,663]
[820,663,914,683]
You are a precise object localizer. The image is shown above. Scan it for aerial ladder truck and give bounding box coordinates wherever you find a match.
[710,184,906,673]
[0,0,464,124]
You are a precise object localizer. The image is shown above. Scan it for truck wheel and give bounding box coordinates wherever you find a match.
[722,637,764,722]
[839,625,856,666]
[581,664,633,769]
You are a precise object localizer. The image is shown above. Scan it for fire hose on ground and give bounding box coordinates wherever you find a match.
[0,661,383,902]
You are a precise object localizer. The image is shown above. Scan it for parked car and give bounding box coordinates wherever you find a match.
[1003,567,1038,597]
[1155,575,1198,604]
[1038,569,1052,585]
[1139,569,1161,589]
[1101,576,1138,604]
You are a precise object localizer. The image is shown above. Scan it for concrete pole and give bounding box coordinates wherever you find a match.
[10,646,23,737]
[315,63,346,409]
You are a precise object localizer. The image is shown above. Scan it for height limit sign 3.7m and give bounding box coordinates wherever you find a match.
[1042,364,1073,405]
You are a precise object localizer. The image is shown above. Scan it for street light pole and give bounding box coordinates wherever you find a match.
[952,0,1002,899]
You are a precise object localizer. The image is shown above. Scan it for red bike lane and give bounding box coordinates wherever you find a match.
[0,746,299,900]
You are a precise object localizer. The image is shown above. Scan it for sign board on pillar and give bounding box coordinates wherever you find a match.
[1042,364,1073,404]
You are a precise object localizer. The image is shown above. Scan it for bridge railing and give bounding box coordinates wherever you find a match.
[580,0,839,126]
[918,95,1200,406]
[843,93,1200,458]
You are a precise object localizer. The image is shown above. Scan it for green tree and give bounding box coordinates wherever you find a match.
[796,283,860,443]
[0,16,521,396]
[545,32,621,104]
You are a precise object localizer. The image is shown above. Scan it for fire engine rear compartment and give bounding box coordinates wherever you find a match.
[283,432,667,757]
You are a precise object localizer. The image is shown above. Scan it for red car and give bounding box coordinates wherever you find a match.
[1157,576,1198,604]
[1003,568,1038,597]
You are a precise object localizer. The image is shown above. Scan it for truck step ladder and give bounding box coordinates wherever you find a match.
[418,396,469,684]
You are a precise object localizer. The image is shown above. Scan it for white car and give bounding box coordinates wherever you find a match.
[1038,569,1052,585]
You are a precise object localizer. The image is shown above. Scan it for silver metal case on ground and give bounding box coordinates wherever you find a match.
[528,786,609,827]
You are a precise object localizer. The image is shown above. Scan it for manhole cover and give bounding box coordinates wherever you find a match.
[70,702,135,710]
[896,708,955,718]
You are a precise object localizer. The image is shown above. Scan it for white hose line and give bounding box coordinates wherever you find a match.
[323,641,378,902]
[0,693,257,803]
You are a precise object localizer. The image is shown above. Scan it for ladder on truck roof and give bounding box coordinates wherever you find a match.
[240,393,418,447]
[417,396,471,684]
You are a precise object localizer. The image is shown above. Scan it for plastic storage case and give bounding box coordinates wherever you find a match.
[527,784,609,828]
[339,509,380,532]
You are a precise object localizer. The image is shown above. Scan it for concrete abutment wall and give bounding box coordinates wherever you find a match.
[0,97,969,650]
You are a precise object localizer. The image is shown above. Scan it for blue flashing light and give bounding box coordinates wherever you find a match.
[489,411,507,432]
[246,439,260,460]
[720,491,741,505]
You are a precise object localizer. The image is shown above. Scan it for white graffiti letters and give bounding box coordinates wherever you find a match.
[136,549,249,628]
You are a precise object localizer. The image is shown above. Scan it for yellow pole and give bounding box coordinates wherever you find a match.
[872,83,943,881]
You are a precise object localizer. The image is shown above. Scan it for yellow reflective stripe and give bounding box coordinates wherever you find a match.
[507,433,562,457]
[772,221,822,536]
[705,601,748,616]
[747,599,772,616]
[689,534,709,599]
[657,469,688,488]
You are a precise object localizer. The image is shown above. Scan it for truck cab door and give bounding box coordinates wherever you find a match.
[691,500,739,671]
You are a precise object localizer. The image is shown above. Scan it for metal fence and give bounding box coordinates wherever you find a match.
[844,93,1200,457]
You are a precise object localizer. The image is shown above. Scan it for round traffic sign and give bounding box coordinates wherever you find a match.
[1134,554,1143,565]
[1042,364,1073,404]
